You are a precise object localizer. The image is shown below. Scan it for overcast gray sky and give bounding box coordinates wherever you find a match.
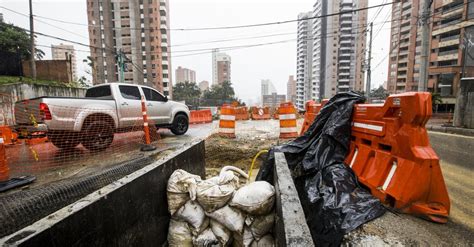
[1,0,392,104]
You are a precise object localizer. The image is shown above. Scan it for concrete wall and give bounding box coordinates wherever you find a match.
[0,140,206,246]
[273,152,314,246]
[0,82,85,125]
[429,131,473,169]
[22,60,73,83]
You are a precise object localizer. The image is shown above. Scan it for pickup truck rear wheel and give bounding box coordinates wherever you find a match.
[82,120,114,152]
[170,114,189,135]
[48,131,81,149]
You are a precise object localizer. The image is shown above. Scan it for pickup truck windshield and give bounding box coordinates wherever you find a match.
[85,85,113,99]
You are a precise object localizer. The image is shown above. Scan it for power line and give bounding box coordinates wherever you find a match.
[2,1,397,32]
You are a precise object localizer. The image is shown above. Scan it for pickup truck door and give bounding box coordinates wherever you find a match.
[141,87,171,125]
[115,85,143,128]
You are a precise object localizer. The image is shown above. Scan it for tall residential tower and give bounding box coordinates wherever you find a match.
[296,11,314,110]
[87,0,172,97]
[212,49,232,85]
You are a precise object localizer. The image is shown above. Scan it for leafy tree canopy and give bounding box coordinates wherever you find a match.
[0,22,44,60]
[172,81,201,102]
[369,86,389,100]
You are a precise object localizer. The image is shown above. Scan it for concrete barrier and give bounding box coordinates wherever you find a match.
[0,140,205,246]
[429,131,473,169]
[273,152,314,246]
[2,142,314,246]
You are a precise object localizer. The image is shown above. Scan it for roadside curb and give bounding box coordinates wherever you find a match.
[427,125,474,137]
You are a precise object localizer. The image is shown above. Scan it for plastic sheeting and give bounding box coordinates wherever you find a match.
[256,92,386,245]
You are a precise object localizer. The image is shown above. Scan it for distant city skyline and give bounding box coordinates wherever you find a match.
[1,0,391,104]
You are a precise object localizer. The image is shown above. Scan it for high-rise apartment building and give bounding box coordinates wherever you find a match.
[86,0,172,97]
[263,93,286,108]
[312,0,367,100]
[387,0,474,108]
[175,66,196,83]
[296,12,314,110]
[287,75,297,104]
[387,0,422,94]
[428,0,474,106]
[261,79,277,102]
[51,43,78,81]
[199,80,209,91]
[212,49,231,85]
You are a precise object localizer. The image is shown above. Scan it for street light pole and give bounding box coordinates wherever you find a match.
[418,0,432,92]
[29,0,37,80]
[366,22,373,102]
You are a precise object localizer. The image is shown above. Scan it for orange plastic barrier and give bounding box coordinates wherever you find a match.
[251,107,271,120]
[219,105,236,138]
[272,107,279,120]
[299,99,328,135]
[235,107,250,121]
[0,139,8,182]
[343,92,450,223]
[189,109,213,124]
[0,126,17,145]
[278,102,298,139]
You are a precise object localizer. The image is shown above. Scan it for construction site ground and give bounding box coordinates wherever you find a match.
[2,118,473,245]
[204,119,474,245]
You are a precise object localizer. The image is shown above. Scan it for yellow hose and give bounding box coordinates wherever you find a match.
[248,149,269,183]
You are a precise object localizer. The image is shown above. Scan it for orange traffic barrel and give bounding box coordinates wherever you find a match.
[219,105,236,138]
[278,102,298,139]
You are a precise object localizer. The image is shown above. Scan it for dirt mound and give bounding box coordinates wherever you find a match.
[205,134,277,173]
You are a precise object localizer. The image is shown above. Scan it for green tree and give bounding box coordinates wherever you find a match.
[369,86,389,100]
[431,92,443,112]
[202,81,244,106]
[0,22,44,60]
[172,81,201,103]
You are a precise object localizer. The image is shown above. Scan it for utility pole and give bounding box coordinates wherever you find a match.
[418,0,432,92]
[366,22,373,102]
[29,0,36,80]
[116,50,125,82]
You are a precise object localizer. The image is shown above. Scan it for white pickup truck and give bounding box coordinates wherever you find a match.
[15,83,190,151]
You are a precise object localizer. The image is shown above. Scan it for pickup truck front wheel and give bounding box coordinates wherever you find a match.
[170,114,189,135]
[82,120,114,152]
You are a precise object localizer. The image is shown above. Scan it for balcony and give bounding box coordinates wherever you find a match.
[432,20,474,36]
[438,38,460,48]
[159,6,166,12]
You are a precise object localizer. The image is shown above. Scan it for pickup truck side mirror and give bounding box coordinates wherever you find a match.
[164,95,168,102]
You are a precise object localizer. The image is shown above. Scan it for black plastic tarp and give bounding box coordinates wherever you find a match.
[257,92,386,246]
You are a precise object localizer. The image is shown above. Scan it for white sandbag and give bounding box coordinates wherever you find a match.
[174,200,207,234]
[219,166,249,186]
[196,179,235,212]
[167,169,202,215]
[192,228,219,247]
[206,205,245,233]
[167,219,193,247]
[249,213,275,241]
[229,181,275,215]
[242,226,255,247]
[250,234,275,247]
[210,219,232,246]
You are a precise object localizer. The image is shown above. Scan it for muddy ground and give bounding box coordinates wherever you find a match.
[204,134,281,178]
